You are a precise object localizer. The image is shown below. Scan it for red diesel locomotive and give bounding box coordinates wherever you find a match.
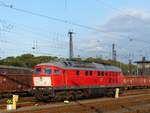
[32,61,125,100]
[32,61,150,100]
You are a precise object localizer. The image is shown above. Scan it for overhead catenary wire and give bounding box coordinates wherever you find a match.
[0,19,69,49]
[0,26,93,57]
[0,0,149,45]
[1,0,148,59]
[0,1,100,31]
[0,17,69,44]
[0,1,119,59]
[0,0,123,38]
[0,0,148,61]
[1,0,149,44]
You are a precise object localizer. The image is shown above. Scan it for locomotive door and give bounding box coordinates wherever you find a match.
[52,68,65,87]
[63,70,67,88]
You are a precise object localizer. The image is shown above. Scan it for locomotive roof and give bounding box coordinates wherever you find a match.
[37,61,122,72]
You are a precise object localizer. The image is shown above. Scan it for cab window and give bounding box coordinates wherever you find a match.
[76,70,80,76]
[35,68,41,74]
[102,71,104,76]
[44,68,52,75]
[54,70,60,75]
[85,71,88,76]
[97,71,100,76]
[89,71,92,76]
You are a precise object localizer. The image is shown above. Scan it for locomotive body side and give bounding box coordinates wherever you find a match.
[32,61,125,100]
[60,68,124,88]
[33,66,124,89]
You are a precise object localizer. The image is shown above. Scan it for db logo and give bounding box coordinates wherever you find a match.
[40,77,42,80]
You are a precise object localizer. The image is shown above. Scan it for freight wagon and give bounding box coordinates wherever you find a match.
[124,76,150,88]
[0,65,33,97]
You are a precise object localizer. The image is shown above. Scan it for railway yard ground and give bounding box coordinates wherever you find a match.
[0,89,150,113]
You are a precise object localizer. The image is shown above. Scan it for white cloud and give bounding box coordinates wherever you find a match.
[77,9,150,61]
[103,9,150,33]
[102,9,150,60]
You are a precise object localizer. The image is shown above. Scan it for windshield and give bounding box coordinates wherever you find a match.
[35,68,41,75]
[44,68,52,75]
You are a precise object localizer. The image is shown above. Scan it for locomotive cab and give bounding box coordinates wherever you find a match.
[33,66,52,87]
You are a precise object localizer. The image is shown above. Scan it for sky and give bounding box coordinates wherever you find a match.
[0,0,150,63]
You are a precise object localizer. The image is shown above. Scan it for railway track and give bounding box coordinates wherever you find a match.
[1,89,150,113]
[2,93,150,113]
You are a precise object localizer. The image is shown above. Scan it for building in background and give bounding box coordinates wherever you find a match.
[135,57,150,76]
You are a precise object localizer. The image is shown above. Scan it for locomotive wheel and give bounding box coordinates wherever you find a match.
[54,91,67,101]
[34,90,50,101]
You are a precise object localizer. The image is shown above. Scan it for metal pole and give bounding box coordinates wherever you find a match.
[68,31,74,60]
[112,43,116,61]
